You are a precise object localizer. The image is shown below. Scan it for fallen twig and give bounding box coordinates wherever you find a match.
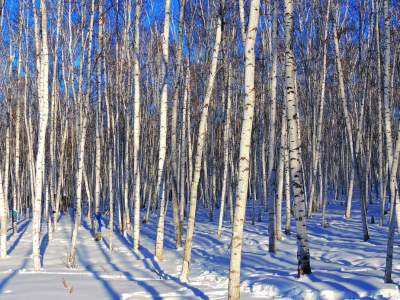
[62,277,68,289]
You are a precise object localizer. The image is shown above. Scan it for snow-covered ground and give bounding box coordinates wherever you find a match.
[1,197,400,299]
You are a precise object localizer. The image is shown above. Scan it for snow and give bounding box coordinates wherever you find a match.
[1,197,400,299]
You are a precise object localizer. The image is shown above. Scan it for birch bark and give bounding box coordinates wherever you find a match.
[384,123,400,282]
[276,96,288,241]
[333,9,369,240]
[0,169,6,259]
[374,0,385,226]
[267,0,279,253]
[307,0,330,218]
[133,0,142,252]
[228,0,260,297]
[69,0,96,264]
[155,0,172,260]
[180,64,190,232]
[94,0,104,242]
[13,0,25,234]
[179,0,224,281]
[32,0,50,270]
[284,0,312,277]
[218,62,231,237]
[170,0,187,248]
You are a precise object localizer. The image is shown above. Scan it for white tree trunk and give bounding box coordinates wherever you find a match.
[180,64,190,233]
[384,122,400,282]
[170,0,187,248]
[383,0,393,172]
[154,0,172,261]
[133,0,142,252]
[382,0,393,225]
[69,0,96,264]
[267,0,279,253]
[13,0,25,234]
[218,62,231,237]
[307,0,330,218]
[0,169,6,259]
[104,66,114,252]
[94,0,103,242]
[179,0,223,282]
[284,145,291,235]
[275,95,288,241]
[32,0,50,270]
[333,8,369,240]
[228,0,260,298]
[284,0,311,277]
[49,0,63,234]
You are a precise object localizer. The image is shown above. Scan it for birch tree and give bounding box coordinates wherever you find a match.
[228,0,260,298]
[70,0,96,264]
[93,0,104,242]
[284,0,312,277]
[267,0,279,253]
[31,0,50,270]
[155,0,172,261]
[179,0,224,281]
[133,0,142,252]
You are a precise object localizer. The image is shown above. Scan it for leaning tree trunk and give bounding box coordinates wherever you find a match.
[179,0,224,282]
[228,0,260,298]
[333,10,369,241]
[307,0,330,218]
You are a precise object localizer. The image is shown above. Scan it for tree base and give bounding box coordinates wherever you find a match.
[94,232,101,241]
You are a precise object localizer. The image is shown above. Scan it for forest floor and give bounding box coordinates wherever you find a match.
[1,196,400,299]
